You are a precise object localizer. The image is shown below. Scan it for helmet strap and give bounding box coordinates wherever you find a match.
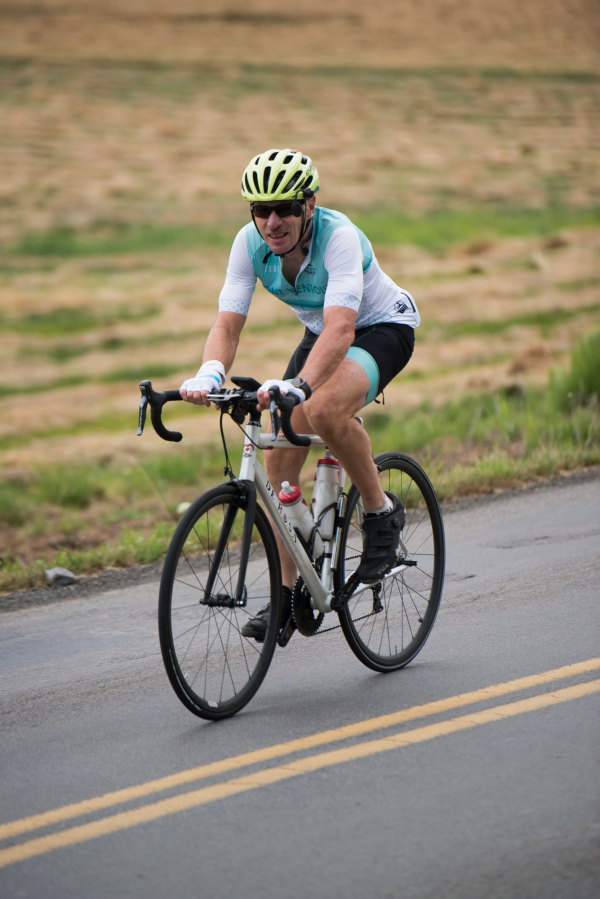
[274,205,314,259]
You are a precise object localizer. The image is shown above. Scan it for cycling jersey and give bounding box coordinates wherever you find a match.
[218,206,420,333]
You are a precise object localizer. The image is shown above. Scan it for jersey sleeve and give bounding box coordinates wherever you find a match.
[322,226,364,314]
[218,228,256,316]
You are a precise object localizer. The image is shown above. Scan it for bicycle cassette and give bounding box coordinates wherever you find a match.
[292,577,324,637]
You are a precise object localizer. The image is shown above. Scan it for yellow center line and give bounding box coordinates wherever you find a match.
[1,677,598,870]
[1,656,599,843]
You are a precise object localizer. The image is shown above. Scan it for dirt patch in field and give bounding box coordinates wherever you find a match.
[1,0,598,72]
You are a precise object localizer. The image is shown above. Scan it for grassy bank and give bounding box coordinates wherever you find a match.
[1,331,598,594]
[11,205,600,258]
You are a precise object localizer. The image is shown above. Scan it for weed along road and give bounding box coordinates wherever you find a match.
[1,475,599,899]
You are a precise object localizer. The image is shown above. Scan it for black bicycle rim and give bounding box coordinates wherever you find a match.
[336,453,445,673]
[158,486,281,720]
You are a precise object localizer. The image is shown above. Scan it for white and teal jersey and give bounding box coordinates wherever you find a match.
[218,206,420,333]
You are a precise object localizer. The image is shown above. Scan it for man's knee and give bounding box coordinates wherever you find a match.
[305,393,348,438]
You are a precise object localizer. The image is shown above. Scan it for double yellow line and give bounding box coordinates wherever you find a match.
[1,658,599,869]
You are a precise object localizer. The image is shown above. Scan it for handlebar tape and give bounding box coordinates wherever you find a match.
[139,381,183,442]
[276,393,311,448]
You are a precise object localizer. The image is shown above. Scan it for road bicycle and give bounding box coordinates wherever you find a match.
[137,377,445,720]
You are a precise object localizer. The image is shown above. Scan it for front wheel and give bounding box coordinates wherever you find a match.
[335,453,445,673]
[158,485,281,720]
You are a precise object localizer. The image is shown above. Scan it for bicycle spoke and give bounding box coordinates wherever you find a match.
[337,455,444,671]
[160,493,280,718]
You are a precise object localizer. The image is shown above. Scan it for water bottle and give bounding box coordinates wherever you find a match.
[311,452,341,541]
[278,482,324,558]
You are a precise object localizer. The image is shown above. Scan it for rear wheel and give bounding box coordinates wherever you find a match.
[158,486,281,720]
[335,453,445,673]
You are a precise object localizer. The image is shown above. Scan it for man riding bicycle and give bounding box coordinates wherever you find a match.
[180,149,419,641]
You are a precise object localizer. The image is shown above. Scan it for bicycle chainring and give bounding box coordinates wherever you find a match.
[292,577,324,637]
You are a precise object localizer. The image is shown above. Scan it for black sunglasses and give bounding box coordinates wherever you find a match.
[251,200,304,219]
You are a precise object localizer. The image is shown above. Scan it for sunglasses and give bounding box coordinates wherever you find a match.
[251,201,304,219]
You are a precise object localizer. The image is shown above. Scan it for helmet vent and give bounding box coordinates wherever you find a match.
[282,171,301,193]
[252,171,260,193]
[301,156,308,164]
[269,151,278,161]
[263,166,271,193]
[272,170,285,192]
[283,154,293,164]
[244,173,253,195]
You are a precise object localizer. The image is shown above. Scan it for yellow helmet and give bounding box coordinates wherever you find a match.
[241,149,319,202]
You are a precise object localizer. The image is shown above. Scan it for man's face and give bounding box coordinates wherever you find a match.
[253,197,316,256]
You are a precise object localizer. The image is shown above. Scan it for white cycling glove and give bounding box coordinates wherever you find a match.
[180,360,226,395]
[258,378,307,403]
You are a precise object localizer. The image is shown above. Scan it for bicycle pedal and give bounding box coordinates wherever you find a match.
[278,614,296,648]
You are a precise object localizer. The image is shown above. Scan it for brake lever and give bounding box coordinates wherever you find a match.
[269,387,282,441]
[137,380,183,442]
[137,394,148,436]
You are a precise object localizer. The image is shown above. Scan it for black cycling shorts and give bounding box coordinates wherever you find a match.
[283,322,414,406]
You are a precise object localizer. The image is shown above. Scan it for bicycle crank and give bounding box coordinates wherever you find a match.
[292,577,325,637]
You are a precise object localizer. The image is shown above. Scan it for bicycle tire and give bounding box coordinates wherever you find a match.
[335,453,445,673]
[158,485,281,720]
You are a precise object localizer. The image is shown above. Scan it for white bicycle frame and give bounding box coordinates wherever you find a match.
[237,418,411,615]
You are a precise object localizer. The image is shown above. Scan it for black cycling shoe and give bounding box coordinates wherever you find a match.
[356,491,405,585]
[241,587,293,642]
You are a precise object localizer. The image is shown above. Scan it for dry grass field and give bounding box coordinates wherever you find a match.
[1,0,599,584]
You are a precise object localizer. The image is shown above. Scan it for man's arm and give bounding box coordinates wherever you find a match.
[203,311,246,372]
[256,306,356,410]
[181,311,246,406]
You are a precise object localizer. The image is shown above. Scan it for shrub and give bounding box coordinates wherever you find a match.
[35,466,105,509]
[0,482,29,526]
[549,330,600,411]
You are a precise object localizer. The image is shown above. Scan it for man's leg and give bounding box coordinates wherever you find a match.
[241,406,310,642]
[244,359,400,641]
[265,358,391,585]
[303,357,386,510]
[304,358,405,584]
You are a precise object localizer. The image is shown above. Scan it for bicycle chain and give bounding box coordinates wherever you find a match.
[315,609,381,636]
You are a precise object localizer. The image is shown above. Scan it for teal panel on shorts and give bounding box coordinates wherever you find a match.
[346,347,380,406]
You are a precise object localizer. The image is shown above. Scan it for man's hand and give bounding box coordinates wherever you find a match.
[180,361,225,407]
[256,378,307,411]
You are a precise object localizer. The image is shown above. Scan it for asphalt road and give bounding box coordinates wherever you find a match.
[1,476,599,899]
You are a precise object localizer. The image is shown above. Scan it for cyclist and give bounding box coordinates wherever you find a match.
[180,149,419,640]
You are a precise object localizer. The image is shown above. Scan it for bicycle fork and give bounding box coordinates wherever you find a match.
[202,480,257,608]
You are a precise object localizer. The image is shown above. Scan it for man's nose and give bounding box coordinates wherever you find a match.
[266,211,284,228]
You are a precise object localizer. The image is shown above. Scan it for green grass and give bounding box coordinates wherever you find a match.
[549,330,600,411]
[1,331,598,594]
[0,521,177,594]
[10,205,600,258]
[420,302,600,340]
[2,364,187,398]
[0,304,159,336]
[40,330,210,363]
[34,465,106,509]
[0,393,206,451]
[558,276,600,291]
[352,206,600,252]
[11,222,238,257]
[100,363,185,384]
